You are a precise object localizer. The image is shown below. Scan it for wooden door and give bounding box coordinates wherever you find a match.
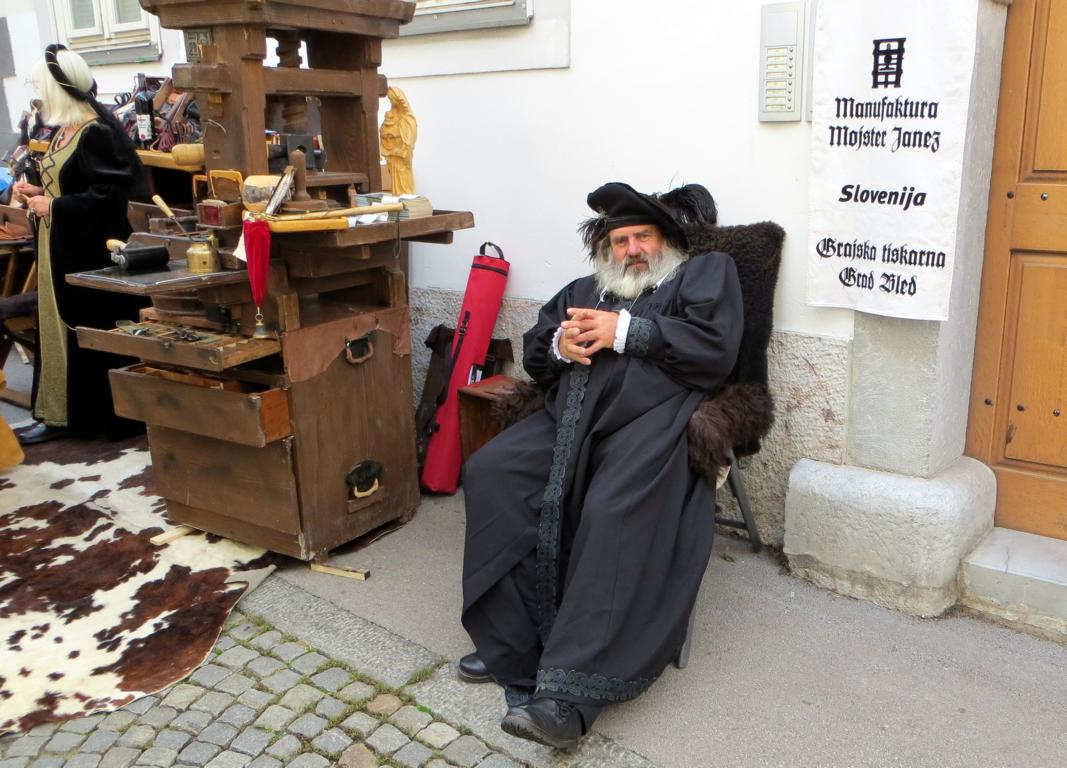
[967,0,1067,540]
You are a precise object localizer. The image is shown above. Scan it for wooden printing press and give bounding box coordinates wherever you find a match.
[66,0,473,561]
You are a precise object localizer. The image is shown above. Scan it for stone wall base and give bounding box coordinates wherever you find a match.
[784,456,995,616]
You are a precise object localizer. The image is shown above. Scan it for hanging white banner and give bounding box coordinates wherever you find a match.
[807,0,979,321]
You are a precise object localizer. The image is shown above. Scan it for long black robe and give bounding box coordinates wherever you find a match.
[462,250,743,708]
[32,120,144,435]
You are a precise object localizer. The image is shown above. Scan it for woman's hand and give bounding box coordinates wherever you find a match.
[12,181,43,201]
[26,195,53,218]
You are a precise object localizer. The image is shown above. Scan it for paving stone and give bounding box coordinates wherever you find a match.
[248,631,283,652]
[259,670,302,695]
[307,667,350,692]
[153,730,191,752]
[216,647,260,671]
[289,652,328,676]
[309,728,352,757]
[476,755,520,768]
[335,682,376,705]
[246,657,285,679]
[65,755,102,768]
[216,674,255,696]
[170,709,212,734]
[254,705,297,731]
[224,612,247,628]
[99,746,141,768]
[6,737,46,758]
[138,706,179,729]
[219,704,257,729]
[117,725,156,750]
[229,622,266,642]
[365,694,403,717]
[416,722,460,750]
[425,760,452,768]
[442,736,489,768]
[123,696,159,716]
[264,736,301,761]
[215,636,239,652]
[198,723,239,747]
[176,741,221,765]
[365,724,409,756]
[81,730,120,754]
[99,711,137,732]
[389,706,432,737]
[338,712,378,738]
[284,756,329,768]
[27,725,55,738]
[204,750,251,768]
[237,690,273,710]
[190,665,231,688]
[29,757,63,768]
[43,730,85,752]
[393,740,433,768]
[335,743,376,768]
[230,728,272,758]
[59,714,105,734]
[269,642,306,663]
[277,685,324,713]
[313,696,347,721]
[0,758,30,768]
[191,691,236,717]
[286,714,327,739]
[246,758,281,768]
[137,747,178,767]
[160,684,204,710]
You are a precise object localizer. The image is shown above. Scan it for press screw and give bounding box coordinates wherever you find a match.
[1017,404,1025,411]
[1041,192,1049,200]
[984,398,993,406]
[1006,191,1014,198]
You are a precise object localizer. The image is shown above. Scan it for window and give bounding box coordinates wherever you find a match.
[52,0,162,65]
[401,0,532,36]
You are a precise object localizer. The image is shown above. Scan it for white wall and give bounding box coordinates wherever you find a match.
[383,0,854,340]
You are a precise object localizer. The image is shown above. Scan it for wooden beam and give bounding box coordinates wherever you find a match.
[309,562,369,581]
[263,66,362,97]
[172,62,231,93]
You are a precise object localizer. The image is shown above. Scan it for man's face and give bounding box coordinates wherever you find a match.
[609,225,664,272]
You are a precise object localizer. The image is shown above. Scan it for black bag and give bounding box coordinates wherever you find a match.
[415,324,513,470]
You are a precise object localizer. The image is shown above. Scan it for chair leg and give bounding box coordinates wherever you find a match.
[727,463,762,554]
[674,598,698,670]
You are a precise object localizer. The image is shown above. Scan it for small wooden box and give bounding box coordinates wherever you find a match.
[458,375,520,463]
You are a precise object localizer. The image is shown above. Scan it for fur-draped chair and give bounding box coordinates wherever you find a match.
[490,188,785,548]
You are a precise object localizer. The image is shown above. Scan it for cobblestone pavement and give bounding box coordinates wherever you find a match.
[0,611,527,768]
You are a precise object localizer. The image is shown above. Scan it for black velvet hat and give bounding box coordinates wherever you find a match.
[586,181,689,251]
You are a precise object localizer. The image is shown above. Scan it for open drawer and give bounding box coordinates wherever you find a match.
[110,363,291,447]
[78,321,279,372]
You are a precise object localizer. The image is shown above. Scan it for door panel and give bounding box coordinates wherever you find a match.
[966,0,1067,540]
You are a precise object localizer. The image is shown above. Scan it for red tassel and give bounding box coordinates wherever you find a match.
[243,218,271,307]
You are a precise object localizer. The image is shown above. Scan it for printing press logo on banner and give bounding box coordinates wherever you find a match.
[872,38,906,89]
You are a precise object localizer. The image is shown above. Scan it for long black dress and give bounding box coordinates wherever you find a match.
[462,250,743,711]
[32,120,143,435]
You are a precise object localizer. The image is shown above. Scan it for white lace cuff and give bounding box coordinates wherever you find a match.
[613,309,631,354]
[551,326,573,364]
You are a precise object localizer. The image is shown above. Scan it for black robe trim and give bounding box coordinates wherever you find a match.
[536,666,655,703]
[535,364,590,642]
[624,316,653,357]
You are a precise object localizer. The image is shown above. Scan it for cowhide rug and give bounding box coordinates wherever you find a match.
[0,432,275,734]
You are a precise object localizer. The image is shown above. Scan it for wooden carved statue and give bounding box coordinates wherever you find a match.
[380,86,417,195]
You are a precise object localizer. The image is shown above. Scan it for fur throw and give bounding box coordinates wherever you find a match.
[492,217,785,481]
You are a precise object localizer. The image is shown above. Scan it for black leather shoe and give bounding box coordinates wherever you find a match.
[457,653,493,684]
[18,422,71,446]
[500,697,584,752]
[504,685,533,707]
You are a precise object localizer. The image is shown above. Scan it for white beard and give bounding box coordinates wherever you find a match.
[594,243,688,299]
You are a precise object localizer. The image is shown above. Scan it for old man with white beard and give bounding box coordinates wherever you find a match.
[458,181,744,751]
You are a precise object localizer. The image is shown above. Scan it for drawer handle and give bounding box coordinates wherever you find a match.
[346,458,383,499]
[352,479,379,499]
[344,334,375,365]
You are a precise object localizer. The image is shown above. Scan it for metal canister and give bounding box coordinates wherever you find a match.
[186,232,220,274]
